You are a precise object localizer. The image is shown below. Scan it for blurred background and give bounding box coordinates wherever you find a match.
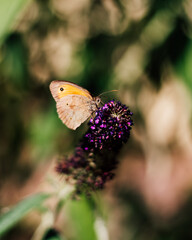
[1,0,192,239]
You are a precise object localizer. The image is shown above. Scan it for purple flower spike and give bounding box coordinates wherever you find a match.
[56,100,133,195]
[82,100,133,153]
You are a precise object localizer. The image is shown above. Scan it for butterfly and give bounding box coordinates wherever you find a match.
[50,80,101,130]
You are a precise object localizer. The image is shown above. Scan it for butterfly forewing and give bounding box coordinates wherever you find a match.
[50,81,92,101]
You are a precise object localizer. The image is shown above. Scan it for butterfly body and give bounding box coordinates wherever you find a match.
[50,81,101,130]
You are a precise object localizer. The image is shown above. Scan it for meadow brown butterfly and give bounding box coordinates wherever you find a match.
[50,80,101,130]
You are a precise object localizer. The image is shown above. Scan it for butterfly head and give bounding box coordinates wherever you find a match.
[95,96,101,105]
[90,96,101,111]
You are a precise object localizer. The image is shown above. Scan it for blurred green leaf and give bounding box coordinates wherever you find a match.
[0,0,30,44]
[67,196,97,240]
[176,40,192,93]
[0,193,50,236]
[28,107,64,161]
[0,33,28,88]
[44,237,63,240]
[42,228,65,240]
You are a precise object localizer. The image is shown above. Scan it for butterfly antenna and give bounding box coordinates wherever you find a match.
[98,90,118,97]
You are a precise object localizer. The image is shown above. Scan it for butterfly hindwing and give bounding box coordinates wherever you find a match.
[56,95,92,130]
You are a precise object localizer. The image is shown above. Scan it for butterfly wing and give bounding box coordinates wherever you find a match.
[50,81,94,130]
[56,95,92,130]
[50,81,92,101]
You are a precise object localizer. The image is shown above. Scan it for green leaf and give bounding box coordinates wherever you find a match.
[0,0,30,44]
[42,228,66,240]
[176,40,192,94]
[28,107,64,162]
[44,237,63,240]
[67,196,97,240]
[0,193,50,236]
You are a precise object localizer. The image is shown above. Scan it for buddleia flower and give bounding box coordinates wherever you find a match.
[56,100,133,195]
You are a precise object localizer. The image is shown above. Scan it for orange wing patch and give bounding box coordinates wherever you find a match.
[58,84,92,99]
